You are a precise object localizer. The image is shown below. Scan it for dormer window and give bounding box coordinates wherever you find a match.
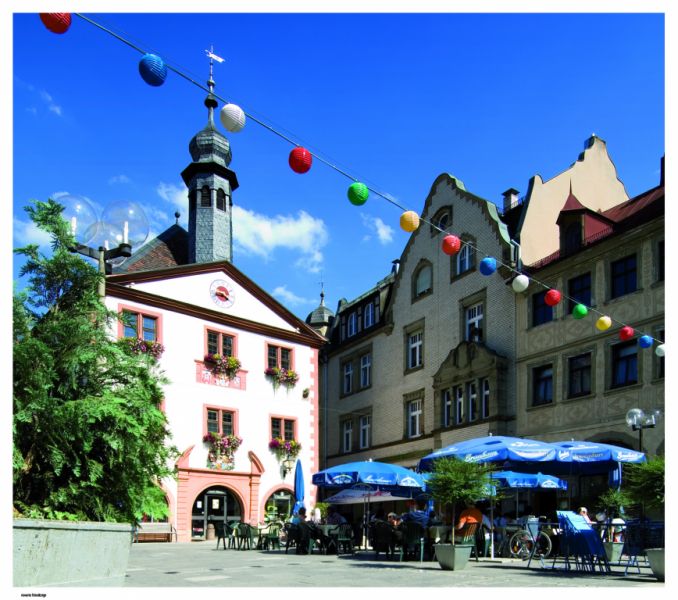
[563,222,582,253]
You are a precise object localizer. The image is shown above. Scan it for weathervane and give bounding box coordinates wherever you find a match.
[204,45,225,89]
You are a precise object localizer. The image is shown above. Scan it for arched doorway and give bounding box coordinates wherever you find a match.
[191,485,242,539]
[264,489,294,521]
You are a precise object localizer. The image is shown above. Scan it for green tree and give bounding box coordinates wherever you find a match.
[13,199,178,523]
[426,457,493,544]
[623,455,665,518]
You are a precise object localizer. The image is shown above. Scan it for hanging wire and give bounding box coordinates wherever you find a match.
[68,13,664,347]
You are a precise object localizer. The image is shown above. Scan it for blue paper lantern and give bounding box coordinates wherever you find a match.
[639,335,653,349]
[139,54,167,87]
[479,257,497,276]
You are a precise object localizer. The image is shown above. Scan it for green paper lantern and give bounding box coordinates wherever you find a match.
[348,182,369,206]
[572,304,588,319]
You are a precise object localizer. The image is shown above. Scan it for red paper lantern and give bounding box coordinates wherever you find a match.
[40,13,72,34]
[289,147,312,174]
[544,289,562,306]
[619,326,634,341]
[441,234,461,256]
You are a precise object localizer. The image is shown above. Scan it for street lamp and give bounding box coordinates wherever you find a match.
[625,408,663,452]
[281,453,295,478]
[61,195,149,297]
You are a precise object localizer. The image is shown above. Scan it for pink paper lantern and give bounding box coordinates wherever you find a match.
[289,147,312,174]
[40,13,72,34]
[544,289,561,306]
[619,326,634,341]
[441,235,461,256]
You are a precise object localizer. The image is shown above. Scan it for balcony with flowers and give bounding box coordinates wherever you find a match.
[196,353,246,390]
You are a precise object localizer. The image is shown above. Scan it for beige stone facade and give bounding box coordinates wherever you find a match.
[324,174,519,469]
[514,182,665,457]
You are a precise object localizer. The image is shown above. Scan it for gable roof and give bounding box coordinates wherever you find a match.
[107,260,326,347]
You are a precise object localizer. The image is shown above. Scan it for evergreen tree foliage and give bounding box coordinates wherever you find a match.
[13,199,178,523]
[623,455,665,517]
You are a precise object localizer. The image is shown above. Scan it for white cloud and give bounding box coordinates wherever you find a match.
[108,174,131,185]
[156,182,188,214]
[13,217,52,249]
[39,90,62,117]
[233,206,328,274]
[272,285,315,308]
[360,213,394,245]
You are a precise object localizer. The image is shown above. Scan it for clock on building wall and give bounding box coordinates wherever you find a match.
[209,279,235,309]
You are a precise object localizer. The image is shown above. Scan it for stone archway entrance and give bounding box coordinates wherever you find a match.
[190,485,242,539]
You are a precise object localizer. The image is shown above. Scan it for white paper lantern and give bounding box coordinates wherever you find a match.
[655,344,665,358]
[220,103,246,132]
[512,274,530,293]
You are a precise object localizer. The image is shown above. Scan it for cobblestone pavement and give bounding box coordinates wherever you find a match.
[124,542,662,589]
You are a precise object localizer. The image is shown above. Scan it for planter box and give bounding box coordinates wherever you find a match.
[603,541,624,564]
[434,543,474,570]
[645,548,665,582]
[14,519,133,587]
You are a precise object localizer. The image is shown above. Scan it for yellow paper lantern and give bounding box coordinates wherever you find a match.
[399,211,420,232]
[596,316,612,331]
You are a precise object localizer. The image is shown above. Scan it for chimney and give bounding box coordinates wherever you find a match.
[661,155,664,187]
[391,259,400,275]
[502,188,520,212]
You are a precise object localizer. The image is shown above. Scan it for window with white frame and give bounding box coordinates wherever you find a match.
[457,243,474,274]
[347,312,358,337]
[442,389,452,427]
[407,331,423,369]
[363,302,375,329]
[481,379,490,419]
[465,303,484,341]
[407,399,422,438]
[359,415,371,449]
[455,386,464,424]
[360,353,371,388]
[467,381,478,422]
[342,420,353,453]
[343,362,354,395]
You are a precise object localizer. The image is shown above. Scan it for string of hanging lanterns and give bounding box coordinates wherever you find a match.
[37,13,665,356]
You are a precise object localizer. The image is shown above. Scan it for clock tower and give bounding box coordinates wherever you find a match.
[181,66,239,264]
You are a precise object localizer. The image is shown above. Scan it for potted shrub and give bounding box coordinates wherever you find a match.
[623,455,665,581]
[596,487,630,564]
[425,457,493,570]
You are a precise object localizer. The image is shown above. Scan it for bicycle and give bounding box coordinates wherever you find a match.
[508,524,552,560]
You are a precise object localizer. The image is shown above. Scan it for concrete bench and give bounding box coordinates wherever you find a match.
[133,522,177,543]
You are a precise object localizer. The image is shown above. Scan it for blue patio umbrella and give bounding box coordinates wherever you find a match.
[313,460,426,549]
[312,460,426,493]
[292,459,305,515]
[490,470,568,490]
[417,435,559,472]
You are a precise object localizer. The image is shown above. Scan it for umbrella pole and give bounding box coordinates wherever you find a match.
[490,497,495,559]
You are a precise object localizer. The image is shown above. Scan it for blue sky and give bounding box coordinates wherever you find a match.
[11,9,666,321]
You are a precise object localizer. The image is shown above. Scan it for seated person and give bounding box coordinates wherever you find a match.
[326,506,347,525]
[577,506,592,524]
[387,512,403,543]
[291,507,307,525]
[400,502,431,527]
[456,502,483,530]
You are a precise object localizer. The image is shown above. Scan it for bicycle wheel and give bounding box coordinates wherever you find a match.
[534,531,552,558]
[508,530,534,560]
